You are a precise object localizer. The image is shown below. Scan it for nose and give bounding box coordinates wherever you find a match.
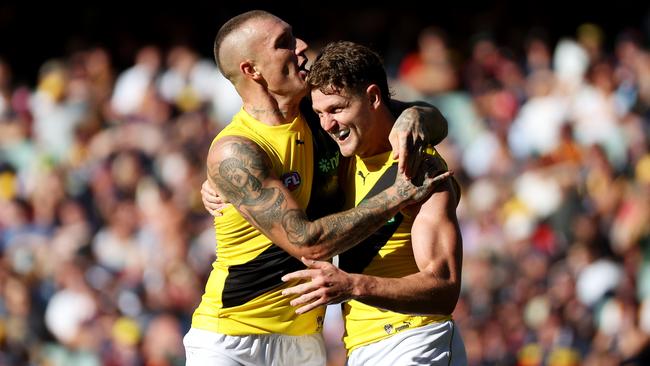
[320,113,337,132]
[296,38,308,55]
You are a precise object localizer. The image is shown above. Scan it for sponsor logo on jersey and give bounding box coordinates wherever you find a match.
[395,321,411,332]
[318,152,340,174]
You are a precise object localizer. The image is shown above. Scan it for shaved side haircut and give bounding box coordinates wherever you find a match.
[213,10,275,80]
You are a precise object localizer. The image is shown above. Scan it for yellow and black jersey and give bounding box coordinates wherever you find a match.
[339,149,454,353]
[192,108,339,335]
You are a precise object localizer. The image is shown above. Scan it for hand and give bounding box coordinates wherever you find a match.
[201,179,231,216]
[389,106,447,178]
[281,257,355,314]
[389,108,427,178]
[393,157,453,206]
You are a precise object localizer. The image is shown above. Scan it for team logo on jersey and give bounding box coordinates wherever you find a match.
[358,171,367,184]
[384,324,394,334]
[281,172,301,191]
[384,321,411,335]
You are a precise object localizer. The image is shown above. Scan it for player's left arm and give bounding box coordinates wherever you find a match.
[282,177,462,315]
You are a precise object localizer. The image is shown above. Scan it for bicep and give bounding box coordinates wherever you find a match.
[410,181,462,277]
[207,137,311,256]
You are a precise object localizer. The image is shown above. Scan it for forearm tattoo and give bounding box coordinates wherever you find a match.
[281,209,312,245]
[209,139,407,251]
[305,190,399,251]
[393,109,417,132]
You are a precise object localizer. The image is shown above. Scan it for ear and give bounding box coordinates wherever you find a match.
[240,61,262,81]
[366,84,382,109]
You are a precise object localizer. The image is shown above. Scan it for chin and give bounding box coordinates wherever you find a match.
[338,145,355,158]
[295,83,308,96]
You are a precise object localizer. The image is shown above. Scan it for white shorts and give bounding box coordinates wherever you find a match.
[183,328,326,366]
[347,320,467,366]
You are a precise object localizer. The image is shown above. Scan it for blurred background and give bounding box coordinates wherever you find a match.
[1,2,650,365]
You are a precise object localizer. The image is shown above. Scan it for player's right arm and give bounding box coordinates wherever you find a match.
[208,135,447,261]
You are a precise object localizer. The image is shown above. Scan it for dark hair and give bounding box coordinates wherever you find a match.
[213,10,274,76]
[308,41,391,103]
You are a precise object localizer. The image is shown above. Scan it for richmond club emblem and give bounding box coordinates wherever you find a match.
[281,172,301,191]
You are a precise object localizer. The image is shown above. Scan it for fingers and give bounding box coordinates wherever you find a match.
[202,192,222,205]
[282,258,343,315]
[300,257,331,269]
[201,179,216,195]
[201,179,232,216]
[289,289,323,307]
[203,196,230,216]
[282,259,335,284]
[201,179,231,204]
[201,188,223,205]
[392,132,411,177]
[396,135,434,178]
[281,269,316,283]
[282,281,319,297]
[300,256,315,267]
[432,170,453,183]
[295,298,327,315]
[389,130,400,160]
[408,141,427,179]
[389,130,412,176]
[423,170,453,187]
[281,284,326,314]
[213,204,232,217]
[282,277,327,314]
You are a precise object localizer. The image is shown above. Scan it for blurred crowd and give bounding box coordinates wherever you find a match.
[392,24,650,366]
[1,19,649,366]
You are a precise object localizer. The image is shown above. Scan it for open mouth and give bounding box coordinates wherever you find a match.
[330,128,350,142]
[298,60,309,78]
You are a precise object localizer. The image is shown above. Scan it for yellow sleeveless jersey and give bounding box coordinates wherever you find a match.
[338,149,455,353]
[191,108,325,335]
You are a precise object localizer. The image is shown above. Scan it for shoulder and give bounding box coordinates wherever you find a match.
[208,136,271,168]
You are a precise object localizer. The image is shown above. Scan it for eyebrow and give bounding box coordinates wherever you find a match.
[312,100,348,114]
[272,26,293,47]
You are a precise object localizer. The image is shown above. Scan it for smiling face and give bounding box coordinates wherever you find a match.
[307,41,394,157]
[311,86,389,158]
[246,16,310,100]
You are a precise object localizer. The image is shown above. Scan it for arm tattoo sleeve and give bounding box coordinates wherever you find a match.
[208,138,408,255]
[208,139,288,232]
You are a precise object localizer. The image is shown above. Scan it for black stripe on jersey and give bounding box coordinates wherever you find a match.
[339,163,403,274]
[222,245,303,308]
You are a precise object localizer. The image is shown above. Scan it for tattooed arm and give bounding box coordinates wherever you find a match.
[388,100,448,176]
[282,178,463,315]
[208,135,448,260]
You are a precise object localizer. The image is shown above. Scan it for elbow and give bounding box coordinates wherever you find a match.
[426,274,460,315]
[293,225,335,260]
[440,282,461,315]
[439,295,459,315]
